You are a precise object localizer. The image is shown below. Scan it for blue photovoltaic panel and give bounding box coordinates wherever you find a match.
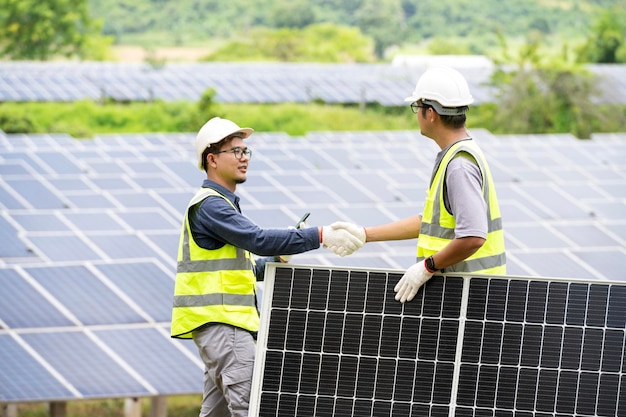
[130,175,182,189]
[26,235,102,262]
[24,265,147,325]
[94,261,175,322]
[0,216,34,258]
[0,61,623,105]
[115,210,178,231]
[143,232,179,263]
[571,250,626,281]
[36,151,84,175]
[0,161,31,175]
[86,234,160,259]
[0,268,74,329]
[93,327,201,393]
[1,128,625,408]
[250,265,626,417]
[88,177,136,190]
[589,201,626,220]
[109,191,162,208]
[3,178,67,209]
[47,177,92,191]
[505,224,572,249]
[62,212,126,231]
[20,331,152,397]
[553,224,622,247]
[287,189,344,206]
[1,152,48,175]
[0,335,75,402]
[83,161,127,174]
[64,192,117,209]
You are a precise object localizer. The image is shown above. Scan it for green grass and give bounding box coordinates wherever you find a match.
[13,396,201,417]
[0,100,623,139]
[0,101,421,138]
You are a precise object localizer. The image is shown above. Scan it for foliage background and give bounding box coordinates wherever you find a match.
[88,0,620,59]
[0,0,624,138]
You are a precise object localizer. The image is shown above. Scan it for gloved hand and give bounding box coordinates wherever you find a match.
[329,221,366,245]
[321,223,365,256]
[394,260,434,303]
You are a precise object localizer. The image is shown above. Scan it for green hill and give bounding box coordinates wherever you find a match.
[89,0,620,58]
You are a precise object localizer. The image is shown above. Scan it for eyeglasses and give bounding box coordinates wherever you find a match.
[410,101,427,114]
[214,147,252,160]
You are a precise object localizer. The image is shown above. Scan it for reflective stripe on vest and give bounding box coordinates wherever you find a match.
[417,139,506,274]
[171,188,258,339]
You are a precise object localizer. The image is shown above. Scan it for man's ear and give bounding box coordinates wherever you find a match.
[206,153,215,168]
[430,109,438,123]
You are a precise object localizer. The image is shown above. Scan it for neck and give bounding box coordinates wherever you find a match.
[434,128,470,150]
[207,174,236,192]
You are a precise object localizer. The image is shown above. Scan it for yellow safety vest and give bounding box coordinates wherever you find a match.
[171,188,258,339]
[418,139,506,274]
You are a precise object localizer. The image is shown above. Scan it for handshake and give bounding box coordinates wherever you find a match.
[321,221,435,304]
[320,221,367,257]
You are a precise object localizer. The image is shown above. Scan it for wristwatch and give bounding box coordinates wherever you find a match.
[425,256,439,273]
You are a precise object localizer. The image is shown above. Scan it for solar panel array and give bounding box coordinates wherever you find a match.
[1,62,625,105]
[251,264,626,417]
[1,128,625,405]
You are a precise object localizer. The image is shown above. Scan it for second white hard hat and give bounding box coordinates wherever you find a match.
[195,117,254,170]
[405,66,474,115]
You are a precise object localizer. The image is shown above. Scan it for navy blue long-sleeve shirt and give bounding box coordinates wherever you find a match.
[188,180,320,280]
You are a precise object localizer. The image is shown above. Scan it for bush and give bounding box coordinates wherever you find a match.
[0,113,37,134]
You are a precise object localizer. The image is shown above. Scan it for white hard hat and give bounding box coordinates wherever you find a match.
[195,117,253,169]
[404,66,474,115]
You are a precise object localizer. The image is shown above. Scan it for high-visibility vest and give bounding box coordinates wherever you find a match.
[171,188,258,339]
[418,139,506,274]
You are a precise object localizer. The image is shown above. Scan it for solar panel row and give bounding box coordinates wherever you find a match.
[1,129,625,276]
[0,260,202,402]
[0,62,625,105]
[1,128,625,405]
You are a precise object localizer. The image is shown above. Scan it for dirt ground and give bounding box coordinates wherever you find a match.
[111,45,214,62]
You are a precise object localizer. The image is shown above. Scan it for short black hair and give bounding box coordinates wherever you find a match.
[421,103,467,129]
[200,134,243,171]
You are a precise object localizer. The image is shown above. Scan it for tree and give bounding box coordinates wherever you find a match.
[203,23,374,63]
[270,0,316,29]
[577,6,626,63]
[355,0,405,59]
[0,0,112,60]
[490,36,605,139]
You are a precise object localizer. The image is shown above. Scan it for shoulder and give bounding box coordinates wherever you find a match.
[446,153,483,185]
[449,152,479,170]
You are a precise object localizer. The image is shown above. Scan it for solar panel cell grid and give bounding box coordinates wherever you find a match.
[93,327,201,393]
[251,265,626,417]
[0,335,75,402]
[21,331,151,397]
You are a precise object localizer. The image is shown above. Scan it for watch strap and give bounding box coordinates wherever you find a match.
[425,256,439,273]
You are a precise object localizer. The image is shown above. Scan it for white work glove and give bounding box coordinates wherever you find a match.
[394,260,434,303]
[321,223,365,256]
[329,221,366,245]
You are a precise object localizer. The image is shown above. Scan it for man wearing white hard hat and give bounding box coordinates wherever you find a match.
[334,66,506,301]
[170,117,365,417]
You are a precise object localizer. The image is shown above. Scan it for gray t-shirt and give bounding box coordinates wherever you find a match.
[433,143,488,239]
